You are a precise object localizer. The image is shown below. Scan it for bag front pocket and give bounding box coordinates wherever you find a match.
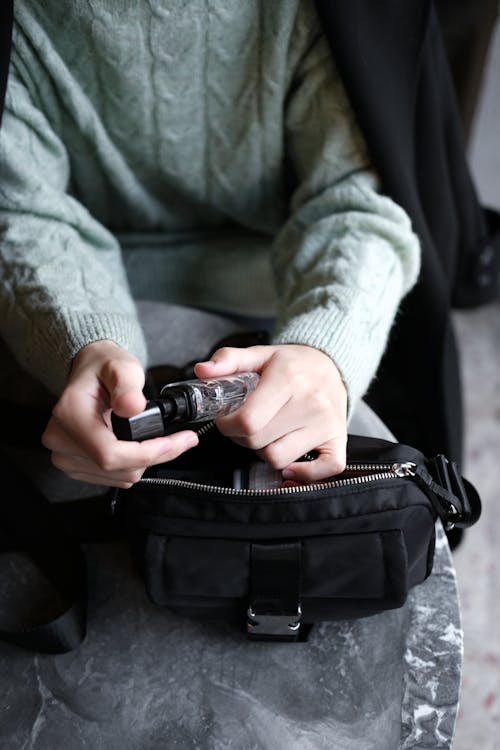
[138,528,412,623]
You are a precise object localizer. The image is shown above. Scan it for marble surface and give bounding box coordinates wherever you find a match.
[0,522,460,750]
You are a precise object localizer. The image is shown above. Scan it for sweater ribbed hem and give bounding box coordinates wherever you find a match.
[25,312,148,395]
[272,270,404,419]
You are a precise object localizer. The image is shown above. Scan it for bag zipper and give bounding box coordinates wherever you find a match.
[195,421,217,439]
[137,461,417,496]
[133,420,416,496]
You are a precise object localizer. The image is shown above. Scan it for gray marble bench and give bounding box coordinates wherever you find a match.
[0,524,461,750]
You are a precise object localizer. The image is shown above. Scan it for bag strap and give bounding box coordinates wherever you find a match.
[247,542,303,641]
[0,448,88,653]
[417,454,482,529]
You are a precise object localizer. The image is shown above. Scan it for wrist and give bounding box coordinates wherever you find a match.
[70,340,132,378]
[289,343,347,397]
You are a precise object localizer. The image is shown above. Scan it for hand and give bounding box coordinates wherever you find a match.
[194,344,347,482]
[42,340,198,488]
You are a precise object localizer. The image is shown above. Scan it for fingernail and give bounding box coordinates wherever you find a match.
[198,360,216,367]
[282,468,295,479]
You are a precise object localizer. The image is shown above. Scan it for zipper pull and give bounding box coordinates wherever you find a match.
[391,462,417,477]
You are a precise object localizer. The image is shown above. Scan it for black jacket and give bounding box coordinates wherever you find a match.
[1,1,498,461]
[314,0,499,461]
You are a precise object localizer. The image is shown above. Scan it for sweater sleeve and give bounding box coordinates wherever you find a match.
[271,22,420,415]
[0,66,147,395]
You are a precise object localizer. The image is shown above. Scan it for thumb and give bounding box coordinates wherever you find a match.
[101,357,147,418]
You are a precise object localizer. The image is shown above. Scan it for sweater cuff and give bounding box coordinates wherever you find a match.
[272,269,404,420]
[26,312,148,395]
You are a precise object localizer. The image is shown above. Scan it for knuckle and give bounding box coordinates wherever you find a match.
[93,448,119,472]
[227,429,262,451]
[213,346,233,362]
[125,468,144,484]
[243,434,263,451]
[41,428,53,450]
[134,471,144,484]
[232,407,263,438]
[328,453,347,475]
[281,358,300,384]
[261,444,287,470]
[51,391,79,426]
[100,358,122,389]
[50,452,65,470]
[50,400,67,423]
[310,390,333,413]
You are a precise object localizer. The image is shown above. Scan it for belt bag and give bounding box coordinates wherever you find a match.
[118,430,481,642]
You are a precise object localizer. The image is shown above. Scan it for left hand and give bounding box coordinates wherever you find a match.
[194,344,348,482]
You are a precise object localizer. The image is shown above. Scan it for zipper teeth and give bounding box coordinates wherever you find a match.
[195,421,216,439]
[138,464,402,496]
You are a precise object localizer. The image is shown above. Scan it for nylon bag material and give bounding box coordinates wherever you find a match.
[120,434,441,625]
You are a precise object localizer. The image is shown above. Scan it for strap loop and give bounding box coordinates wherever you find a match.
[247,542,302,641]
[416,456,481,529]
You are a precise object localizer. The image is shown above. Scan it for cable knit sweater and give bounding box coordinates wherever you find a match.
[0,0,420,408]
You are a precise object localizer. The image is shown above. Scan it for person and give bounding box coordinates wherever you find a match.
[1,5,470,748]
[0,0,419,489]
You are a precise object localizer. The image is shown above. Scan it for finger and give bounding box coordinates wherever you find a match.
[46,398,198,471]
[64,471,139,490]
[219,393,321,448]
[194,345,274,378]
[281,437,347,482]
[51,451,146,484]
[254,423,342,470]
[98,357,147,417]
[216,359,305,439]
[56,427,200,485]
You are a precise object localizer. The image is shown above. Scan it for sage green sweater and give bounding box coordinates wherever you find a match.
[0,0,420,409]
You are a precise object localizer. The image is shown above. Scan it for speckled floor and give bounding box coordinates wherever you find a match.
[452,18,500,750]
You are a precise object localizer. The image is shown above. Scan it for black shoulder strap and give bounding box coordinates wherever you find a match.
[0,396,123,653]
[0,448,88,653]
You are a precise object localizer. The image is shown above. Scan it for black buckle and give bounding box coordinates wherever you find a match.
[246,605,302,641]
[247,541,302,641]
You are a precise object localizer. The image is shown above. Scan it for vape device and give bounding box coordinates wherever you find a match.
[111,372,260,442]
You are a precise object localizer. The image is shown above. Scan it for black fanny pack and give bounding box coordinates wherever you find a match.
[115,427,481,642]
[0,409,481,652]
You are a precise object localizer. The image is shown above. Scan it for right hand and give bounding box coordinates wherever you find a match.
[42,340,199,488]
